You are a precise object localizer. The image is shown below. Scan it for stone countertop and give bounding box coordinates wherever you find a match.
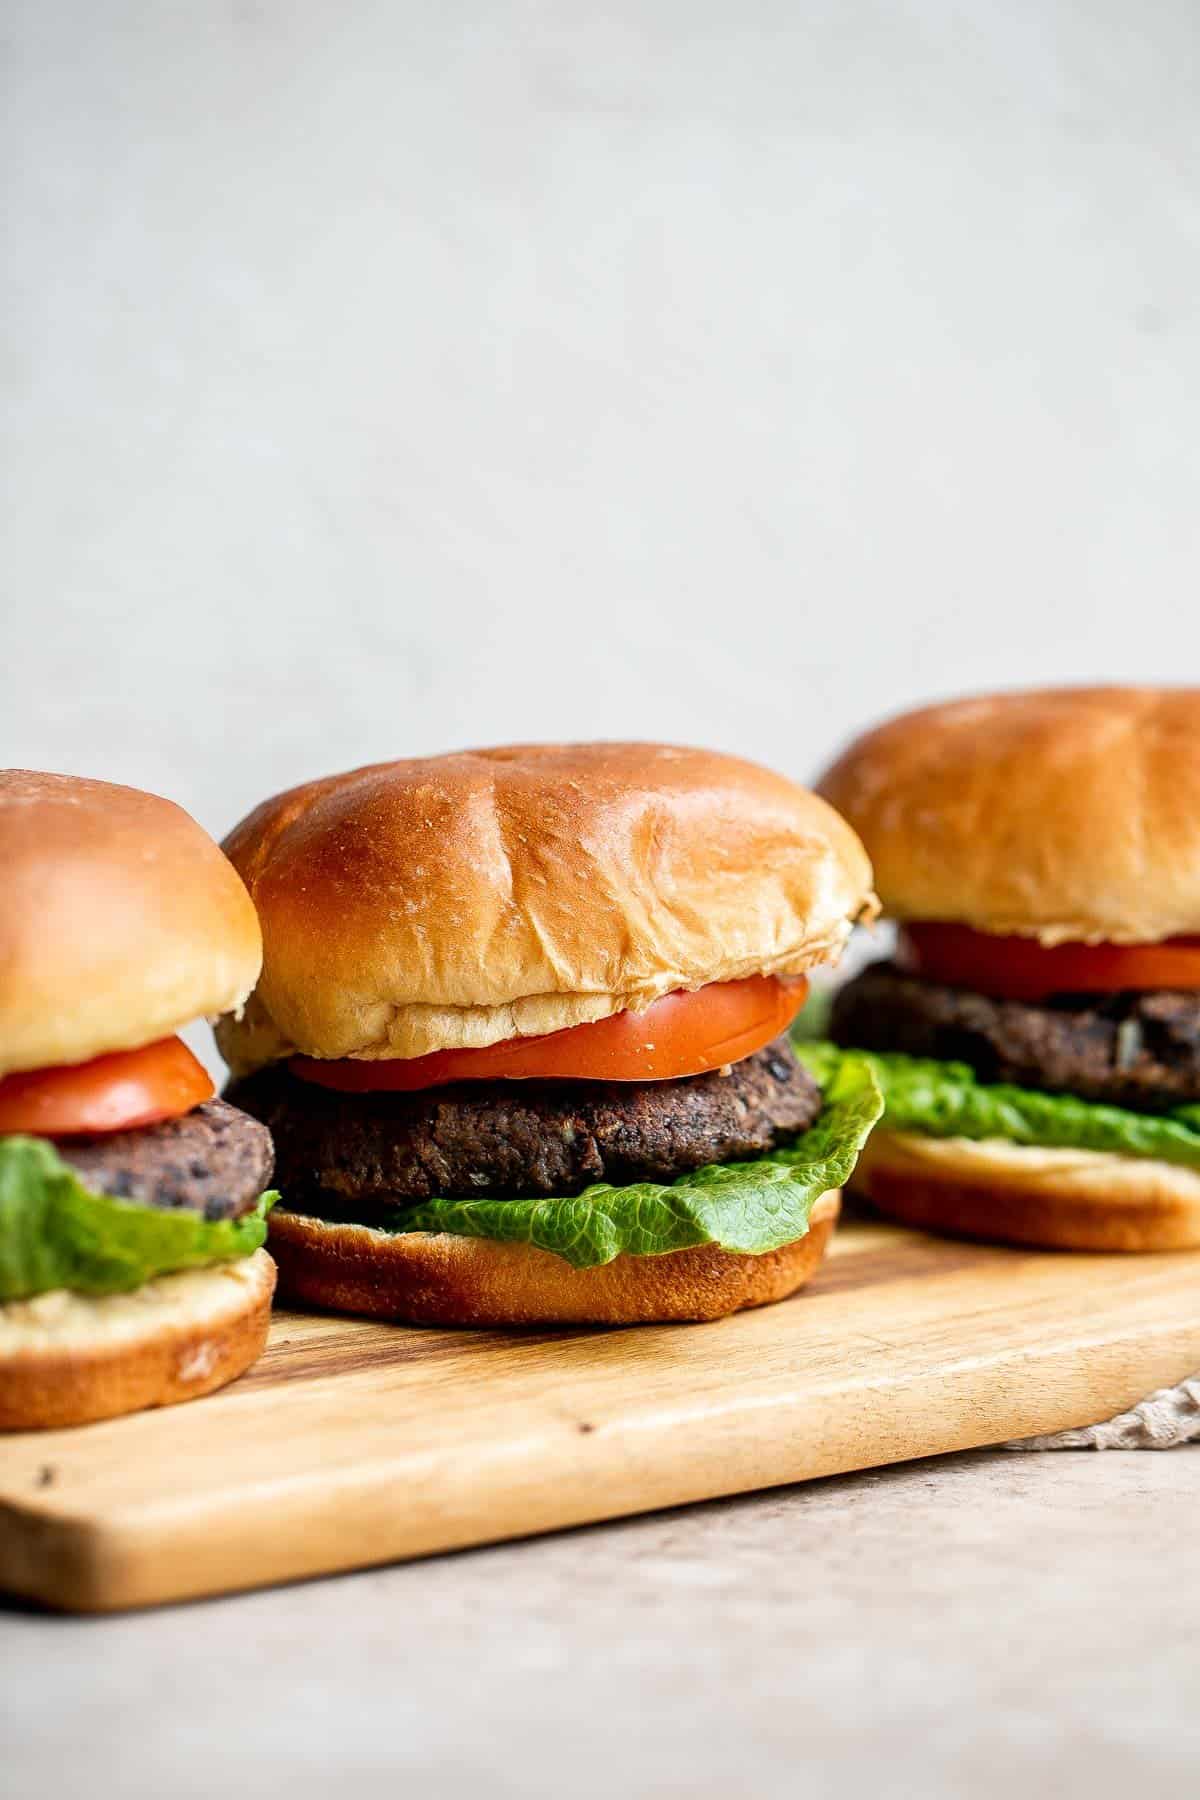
[5,1446,1197,1798]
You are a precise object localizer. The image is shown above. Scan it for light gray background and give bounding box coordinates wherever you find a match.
[5,1,1200,846]
[4,5,1199,1796]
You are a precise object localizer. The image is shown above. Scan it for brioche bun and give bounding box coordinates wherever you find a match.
[818,687,1200,944]
[0,1250,275,1431]
[854,1131,1200,1252]
[216,743,876,1075]
[266,1192,839,1326]
[0,771,262,1076]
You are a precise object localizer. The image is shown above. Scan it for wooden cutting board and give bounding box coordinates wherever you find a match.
[3,1219,1199,1613]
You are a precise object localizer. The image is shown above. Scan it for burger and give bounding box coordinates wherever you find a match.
[810,687,1200,1252]
[0,772,277,1430]
[219,742,882,1325]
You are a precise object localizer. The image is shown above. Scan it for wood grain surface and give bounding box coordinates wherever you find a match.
[2,1220,1198,1613]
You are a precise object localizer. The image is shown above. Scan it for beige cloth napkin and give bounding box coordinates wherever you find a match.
[1007,1375,1200,1450]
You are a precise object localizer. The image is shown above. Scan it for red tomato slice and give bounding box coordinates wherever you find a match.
[0,1037,215,1137]
[898,922,1200,1002]
[291,974,810,1092]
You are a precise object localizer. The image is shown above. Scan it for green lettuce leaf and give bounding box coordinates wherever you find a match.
[0,1134,277,1302]
[387,1052,882,1268]
[796,1040,1200,1170]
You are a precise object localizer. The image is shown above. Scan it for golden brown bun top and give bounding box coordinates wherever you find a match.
[215,742,876,1072]
[818,687,1200,944]
[0,771,262,1075]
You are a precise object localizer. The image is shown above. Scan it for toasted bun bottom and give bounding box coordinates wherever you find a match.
[267,1192,840,1325]
[0,1250,276,1431]
[855,1131,1200,1253]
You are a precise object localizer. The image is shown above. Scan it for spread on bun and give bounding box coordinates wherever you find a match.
[221,743,881,1324]
[809,688,1200,1251]
[0,772,277,1429]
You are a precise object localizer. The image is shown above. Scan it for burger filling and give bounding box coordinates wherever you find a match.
[227,981,883,1270]
[229,1039,821,1212]
[0,1038,276,1304]
[829,966,1200,1112]
[805,924,1200,1174]
[53,1100,275,1222]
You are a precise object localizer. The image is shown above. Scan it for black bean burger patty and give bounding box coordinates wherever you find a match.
[56,1098,275,1221]
[227,1035,822,1210]
[831,963,1200,1111]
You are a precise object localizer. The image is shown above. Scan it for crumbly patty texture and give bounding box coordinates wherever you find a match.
[227,1036,822,1211]
[831,963,1200,1110]
[55,1099,275,1221]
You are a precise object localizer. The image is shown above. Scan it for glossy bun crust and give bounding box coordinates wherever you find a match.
[818,688,1200,944]
[217,743,876,1073]
[265,1192,839,1325]
[0,771,262,1075]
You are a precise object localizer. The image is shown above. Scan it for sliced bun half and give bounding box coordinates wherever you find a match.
[854,1131,1200,1253]
[216,742,876,1074]
[818,687,1200,944]
[0,1251,276,1431]
[266,1193,840,1326]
